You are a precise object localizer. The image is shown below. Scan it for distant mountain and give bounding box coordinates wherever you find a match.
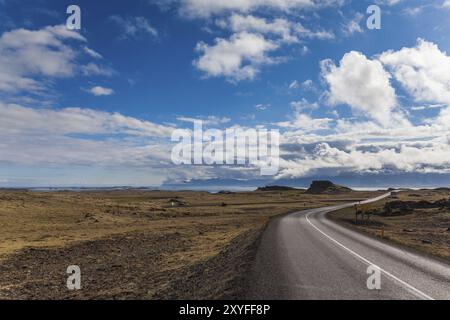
[305,181,352,194]
[256,186,303,192]
[162,172,450,192]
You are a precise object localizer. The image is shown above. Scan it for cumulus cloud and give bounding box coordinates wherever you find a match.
[276,139,450,179]
[275,39,450,179]
[198,14,333,82]
[379,39,450,105]
[275,114,450,179]
[321,51,402,126]
[436,106,450,128]
[194,32,279,81]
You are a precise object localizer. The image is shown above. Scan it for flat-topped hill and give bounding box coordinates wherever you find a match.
[305,181,352,194]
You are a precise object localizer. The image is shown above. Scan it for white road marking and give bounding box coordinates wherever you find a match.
[305,209,435,301]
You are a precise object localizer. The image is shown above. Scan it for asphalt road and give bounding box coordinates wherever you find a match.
[246,193,450,300]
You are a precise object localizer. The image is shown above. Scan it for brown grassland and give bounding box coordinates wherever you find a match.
[0,188,379,300]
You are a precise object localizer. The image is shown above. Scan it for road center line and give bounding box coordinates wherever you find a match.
[305,211,435,301]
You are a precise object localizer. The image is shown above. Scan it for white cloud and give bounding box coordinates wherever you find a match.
[204,14,333,82]
[342,13,364,36]
[321,51,402,126]
[379,39,450,106]
[2,20,448,185]
[176,115,231,125]
[88,86,114,96]
[83,46,103,59]
[288,80,300,89]
[217,14,334,43]
[402,6,425,16]
[276,113,332,131]
[110,16,158,39]
[0,25,85,93]
[0,25,116,95]
[442,0,450,9]
[194,31,279,82]
[435,106,450,128]
[81,63,116,77]
[411,104,446,111]
[290,98,319,111]
[0,102,174,138]
[289,79,316,91]
[276,139,450,179]
[255,103,271,110]
[276,111,450,179]
[0,102,177,179]
[180,0,342,17]
[376,0,403,5]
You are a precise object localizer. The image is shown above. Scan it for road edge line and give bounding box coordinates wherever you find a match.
[305,211,435,301]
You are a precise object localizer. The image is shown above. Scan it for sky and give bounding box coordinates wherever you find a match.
[0,0,450,188]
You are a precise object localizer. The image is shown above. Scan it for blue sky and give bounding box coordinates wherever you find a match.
[1,0,450,188]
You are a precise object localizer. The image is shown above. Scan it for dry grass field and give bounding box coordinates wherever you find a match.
[329,189,450,262]
[0,188,378,299]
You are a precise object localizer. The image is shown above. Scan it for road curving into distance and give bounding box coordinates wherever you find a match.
[246,193,450,300]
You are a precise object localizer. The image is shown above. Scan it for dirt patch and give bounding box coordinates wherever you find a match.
[154,229,262,300]
[0,228,262,300]
[0,232,188,299]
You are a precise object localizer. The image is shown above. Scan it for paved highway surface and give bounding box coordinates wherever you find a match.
[247,193,450,300]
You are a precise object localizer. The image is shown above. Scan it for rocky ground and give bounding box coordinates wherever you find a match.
[0,229,260,300]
